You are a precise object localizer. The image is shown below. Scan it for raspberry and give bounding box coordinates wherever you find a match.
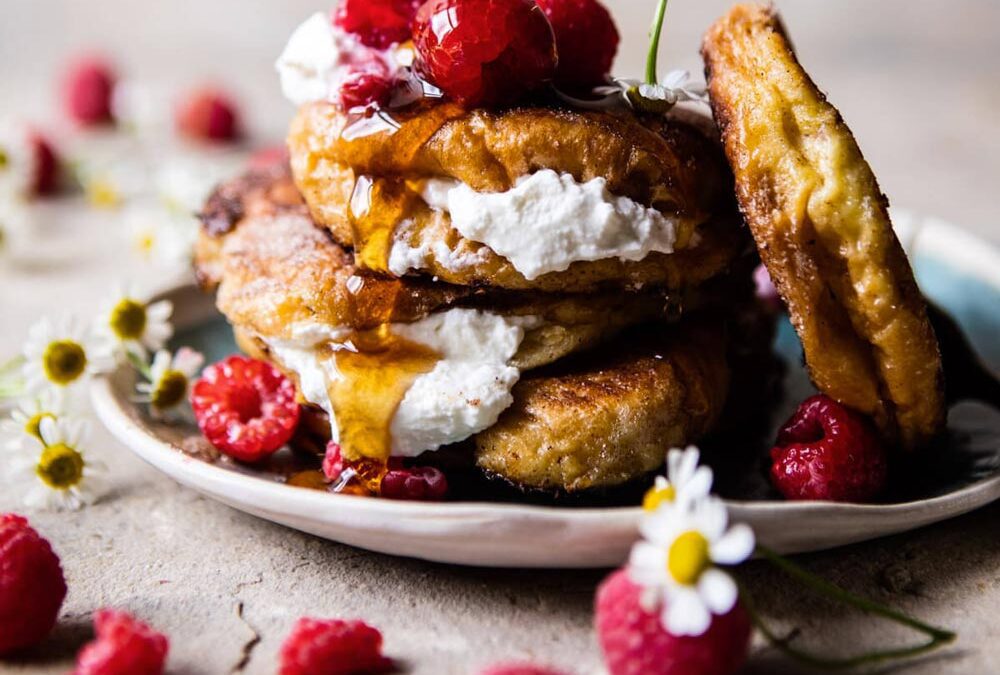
[73,609,169,675]
[247,145,290,171]
[278,618,392,675]
[190,355,300,463]
[535,0,619,87]
[62,56,116,126]
[770,394,888,502]
[339,61,395,111]
[479,664,570,675]
[175,88,241,142]
[322,442,346,483]
[595,569,750,675]
[0,514,67,655]
[29,132,60,196]
[413,0,558,107]
[380,465,448,501]
[333,0,422,49]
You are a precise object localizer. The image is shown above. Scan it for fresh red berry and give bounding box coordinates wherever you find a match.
[322,442,346,483]
[333,0,422,49]
[190,355,300,463]
[770,394,888,502]
[62,57,116,126]
[176,88,241,142]
[595,569,750,675]
[0,514,67,655]
[29,132,60,196]
[339,61,395,110]
[480,664,570,675]
[535,0,619,87]
[279,618,392,675]
[247,145,290,171]
[73,609,168,675]
[413,0,558,107]
[380,465,448,501]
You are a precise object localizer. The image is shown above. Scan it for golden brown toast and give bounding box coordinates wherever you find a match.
[702,3,945,449]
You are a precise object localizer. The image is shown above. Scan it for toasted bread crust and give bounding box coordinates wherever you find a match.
[288,102,747,291]
[702,3,945,449]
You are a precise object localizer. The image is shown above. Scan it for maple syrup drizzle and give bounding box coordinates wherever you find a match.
[318,325,441,491]
[348,175,422,273]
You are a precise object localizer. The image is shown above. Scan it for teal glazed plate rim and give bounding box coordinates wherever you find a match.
[91,212,1000,568]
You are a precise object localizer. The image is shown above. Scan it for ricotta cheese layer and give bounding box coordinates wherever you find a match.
[265,308,534,458]
[413,170,680,280]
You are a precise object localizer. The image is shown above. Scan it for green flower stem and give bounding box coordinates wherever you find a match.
[742,546,955,669]
[645,0,670,85]
[126,350,153,381]
[0,355,26,400]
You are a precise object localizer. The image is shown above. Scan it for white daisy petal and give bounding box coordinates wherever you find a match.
[698,568,738,615]
[683,466,714,503]
[665,587,712,637]
[711,523,756,565]
[38,416,58,445]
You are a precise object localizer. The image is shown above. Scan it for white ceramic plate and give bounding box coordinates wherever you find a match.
[91,215,1000,568]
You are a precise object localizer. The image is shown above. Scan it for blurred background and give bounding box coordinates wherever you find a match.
[2,0,999,237]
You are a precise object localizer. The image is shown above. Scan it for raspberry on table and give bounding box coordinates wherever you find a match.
[279,617,393,675]
[29,132,60,196]
[62,56,116,126]
[190,355,301,463]
[595,569,751,675]
[0,514,67,656]
[175,87,241,142]
[412,0,558,107]
[380,465,448,501]
[770,394,888,502]
[333,0,422,49]
[535,0,620,87]
[73,609,168,675]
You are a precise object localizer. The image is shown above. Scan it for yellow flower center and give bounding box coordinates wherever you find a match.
[86,178,121,209]
[36,443,85,490]
[667,530,711,586]
[643,483,676,511]
[24,412,55,441]
[42,340,88,385]
[0,148,8,170]
[109,298,147,340]
[151,370,188,409]
[135,231,156,256]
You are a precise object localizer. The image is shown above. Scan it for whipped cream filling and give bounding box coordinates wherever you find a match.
[266,308,536,458]
[275,12,413,107]
[401,170,680,280]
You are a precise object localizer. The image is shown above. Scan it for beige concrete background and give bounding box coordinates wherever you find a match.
[1,1,999,673]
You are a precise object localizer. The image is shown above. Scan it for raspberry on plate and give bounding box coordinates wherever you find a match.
[595,569,751,675]
[333,0,422,49]
[190,355,301,463]
[412,0,558,107]
[73,609,168,675]
[535,0,619,87]
[380,465,448,501]
[62,56,116,126]
[279,617,393,675]
[770,394,888,502]
[175,87,241,142]
[0,514,67,655]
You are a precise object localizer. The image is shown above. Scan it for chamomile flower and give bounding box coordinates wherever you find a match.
[642,446,714,512]
[9,416,106,511]
[124,201,199,269]
[136,347,204,417]
[21,316,114,395]
[96,285,174,359]
[0,390,71,452]
[629,497,755,637]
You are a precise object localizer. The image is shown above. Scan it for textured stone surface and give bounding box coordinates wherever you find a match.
[1,1,999,673]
